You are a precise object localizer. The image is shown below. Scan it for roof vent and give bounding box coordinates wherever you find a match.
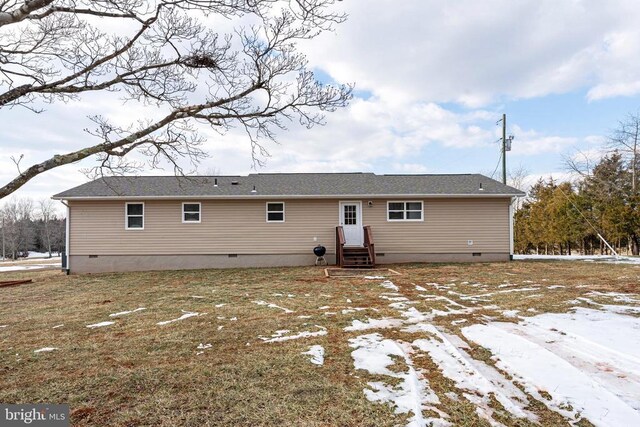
[479,182,484,191]
[231,180,239,185]
[214,178,218,187]
[250,185,257,194]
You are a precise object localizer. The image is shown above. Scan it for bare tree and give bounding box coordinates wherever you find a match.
[37,198,56,257]
[0,0,352,199]
[1,197,34,258]
[608,112,640,194]
[507,164,529,210]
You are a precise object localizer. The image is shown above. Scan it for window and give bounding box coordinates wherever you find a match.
[182,202,201,223]
[125,202,144,229]
[387,201,423,221]
[266,202,285,222]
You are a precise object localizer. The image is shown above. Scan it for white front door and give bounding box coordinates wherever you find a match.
[339,201,363,246]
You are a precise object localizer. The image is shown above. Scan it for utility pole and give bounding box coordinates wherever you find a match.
[497,113,514,185]
[502,113,507,185]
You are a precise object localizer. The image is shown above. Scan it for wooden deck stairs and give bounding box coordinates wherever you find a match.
[336,225,376,268]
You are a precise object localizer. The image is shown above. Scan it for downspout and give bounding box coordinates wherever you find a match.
[60,200,70,274]
[509,197,515,260]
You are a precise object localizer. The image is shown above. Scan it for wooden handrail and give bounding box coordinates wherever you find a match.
[336,226,346,267]
[363,225,375,267]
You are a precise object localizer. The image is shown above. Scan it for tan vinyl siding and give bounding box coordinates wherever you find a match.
[70,199,338,255]
[69,197,510,256]
[363,198,510,253]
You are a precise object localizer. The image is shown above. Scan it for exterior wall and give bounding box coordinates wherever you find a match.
[362,198,510,254]
[69,199,339,256]
[68,197,511,273]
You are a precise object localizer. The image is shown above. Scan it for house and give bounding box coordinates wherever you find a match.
[52,173,524,274]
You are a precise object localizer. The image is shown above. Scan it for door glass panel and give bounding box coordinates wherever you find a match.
[344,205,357,225]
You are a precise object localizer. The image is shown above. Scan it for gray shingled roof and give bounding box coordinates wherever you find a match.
[52,173,524,199]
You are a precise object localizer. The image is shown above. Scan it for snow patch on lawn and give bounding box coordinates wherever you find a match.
[261,326,327,343]
[501,310,520,318]
[157,311,203,326]
[575,297,640,314]
[514,254,640,264]
[302,345,325,365]
[0,264,59,272]
[411,324,535,424]
[86,321,115,329]
[344,317,405,332]
[109,307,146,317]
[196,343,212,355]
[52,324,64,329]
[253,300,294,313]
[364,276,386,280]
[462,308,640,426]
[587,291,640,304]
[349,333,449,427]
[380,280,399,291]
[34,347,58,353]
[380,295,409,302]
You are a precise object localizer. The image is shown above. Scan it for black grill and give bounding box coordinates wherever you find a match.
[313,245,326,257]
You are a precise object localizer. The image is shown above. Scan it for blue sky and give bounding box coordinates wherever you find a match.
[2,0,640,202]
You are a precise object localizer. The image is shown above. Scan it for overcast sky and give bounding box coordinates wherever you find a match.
[3,0,640,206]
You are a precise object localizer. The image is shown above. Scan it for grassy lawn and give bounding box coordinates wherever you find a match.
[1,261,639,426]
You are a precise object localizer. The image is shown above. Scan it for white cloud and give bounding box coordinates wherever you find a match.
[509,128,577,156]
[303,0,640,105]
[391,163,430,174]
[588,81,640,101]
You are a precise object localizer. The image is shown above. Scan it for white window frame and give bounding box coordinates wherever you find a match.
[387,201,424,222]
[182,202,202,224]
[266,201,285,223]
[125,202,145,230]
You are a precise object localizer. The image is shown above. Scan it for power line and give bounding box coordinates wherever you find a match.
[490,149,503,180]
[556,185,619,257]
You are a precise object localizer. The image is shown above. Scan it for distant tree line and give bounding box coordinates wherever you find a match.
[515,113,640,256]
[0,198,65,259]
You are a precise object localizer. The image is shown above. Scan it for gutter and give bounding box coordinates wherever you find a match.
[509,197,515,260]
[52,193,526,201]
[59,200,70,275]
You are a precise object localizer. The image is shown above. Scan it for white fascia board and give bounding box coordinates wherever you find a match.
[54,193,523,201]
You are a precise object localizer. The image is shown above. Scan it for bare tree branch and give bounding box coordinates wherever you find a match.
[0,0,352,199]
